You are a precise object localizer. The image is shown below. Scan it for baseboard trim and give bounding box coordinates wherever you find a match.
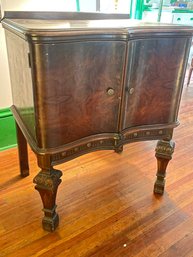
[0,108,17,151]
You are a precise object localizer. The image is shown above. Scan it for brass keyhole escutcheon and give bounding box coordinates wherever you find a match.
[107,88,115,96]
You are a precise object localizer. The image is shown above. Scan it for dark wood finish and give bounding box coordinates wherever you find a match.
[122,38,189,128]
[33,167,62,232]
[15,123,29,177]
[115,145,124,154]
[33,153,62,231]
[1,11,193,231]
[154,139,175,194]
[0,84,193,256]
[31,41,125,148]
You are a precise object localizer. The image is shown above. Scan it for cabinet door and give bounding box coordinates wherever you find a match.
[32,41,126,148]
[122,37,189,130]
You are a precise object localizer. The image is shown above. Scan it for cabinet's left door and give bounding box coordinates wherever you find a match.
[31,41,126,148]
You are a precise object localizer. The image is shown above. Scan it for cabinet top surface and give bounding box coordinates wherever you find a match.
[2,18,193,32]
[1,11,193,41]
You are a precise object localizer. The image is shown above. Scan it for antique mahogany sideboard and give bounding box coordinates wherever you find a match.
[1,11,193,231]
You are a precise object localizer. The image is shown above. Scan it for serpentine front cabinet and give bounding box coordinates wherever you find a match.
[2,11,193,231]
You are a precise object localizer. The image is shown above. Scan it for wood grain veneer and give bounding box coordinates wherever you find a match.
[1,11,193,231]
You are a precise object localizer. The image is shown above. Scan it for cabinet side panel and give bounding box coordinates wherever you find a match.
[32,41,126,148]
[123,37,190,129]
[5,31,36,141]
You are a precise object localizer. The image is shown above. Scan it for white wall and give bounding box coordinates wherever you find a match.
[0,0,95,108]
[1,0,77,13]
[0,25,12,108]
[0,0,78,109]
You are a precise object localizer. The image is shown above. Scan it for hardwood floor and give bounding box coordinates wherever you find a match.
[0,79,193,256]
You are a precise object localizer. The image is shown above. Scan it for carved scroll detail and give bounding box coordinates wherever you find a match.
[155,140,175,159]
[33,169,62,191]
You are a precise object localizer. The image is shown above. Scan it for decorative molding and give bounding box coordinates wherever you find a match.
[33,169,62,191]
[51,128,173,164]
[11,106,177,157]
[155,140,175,159]
[123,128,172,142]
[0,108,17,151]
[0,108,12,118]
[51,138,115,163]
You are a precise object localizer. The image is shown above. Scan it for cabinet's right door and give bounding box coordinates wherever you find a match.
[122,37,190,130]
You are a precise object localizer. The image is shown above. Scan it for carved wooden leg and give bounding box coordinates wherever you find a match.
[115,145,123,154]
[33,167,62,232]
[15,123,29,177]
[154,139,175,195]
